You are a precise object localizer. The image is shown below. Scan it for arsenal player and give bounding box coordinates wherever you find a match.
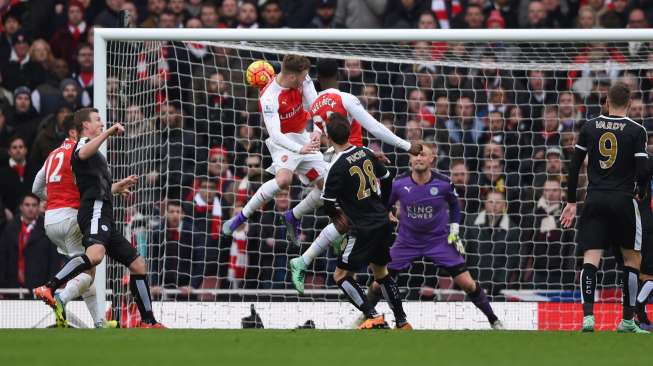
[222,54,328,241]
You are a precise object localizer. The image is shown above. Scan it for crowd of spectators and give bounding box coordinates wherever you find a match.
[1,0,653,299]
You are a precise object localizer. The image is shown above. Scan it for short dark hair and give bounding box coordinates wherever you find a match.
[21,193,40,204]
[326,112,350,145]
[450,159,466,169]
[9,135,25,146]
[74,107,99,135]
[166,199,182,208]
[281,54,311,74]
[316,58,339,80]
[76,42,92,55]
[418,10,437,21]
[543,104,558,114]
[558,90,576,101]
[160,9,176,18]
[466,4,482,13]
[608,81,631,108]
[62,114,76,135]
[201,2,217,11]
[2,11,20,25]
[261,0,281,10]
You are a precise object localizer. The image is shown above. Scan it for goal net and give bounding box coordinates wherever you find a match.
[100,29,653,330]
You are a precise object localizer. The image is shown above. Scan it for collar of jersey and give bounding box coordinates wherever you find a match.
[600,114,631,120]
[409,170,436,186]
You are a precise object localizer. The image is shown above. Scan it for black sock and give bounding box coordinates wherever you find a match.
[468,282,498,324]
[366,283,382,309]
[337,276,376,318]
[636,280,653,324]
[130,274,156,323]
[581,263,597,317]
[622,266,639,320]
[377,275,407,325]
[46,254,92,290]
[636,301,650,324]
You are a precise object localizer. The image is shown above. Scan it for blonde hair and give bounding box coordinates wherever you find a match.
[576,6,597,28]
[29,39,54,69]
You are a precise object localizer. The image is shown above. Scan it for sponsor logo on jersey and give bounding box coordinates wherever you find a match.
[403,186,411,193]
[430,187,439,196]
[101,225,108,232]
[279,104,303,120]
[406,205,433,219]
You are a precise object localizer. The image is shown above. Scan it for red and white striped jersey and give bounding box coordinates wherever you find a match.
[310,88,411,151]
[258,74,317,153]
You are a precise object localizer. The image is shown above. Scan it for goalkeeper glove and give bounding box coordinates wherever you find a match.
[447,223,465,255]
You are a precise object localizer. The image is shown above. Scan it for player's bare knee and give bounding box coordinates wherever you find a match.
[275,171,293,189]
[622,249,641,268]
[333,268,348,283]
[455,274,476,294]
[583,249,603,267]
[333,219,348,234]
[314,179,324,189]
[129,256,147,275]
[85,244,105,265]
[370,264,388,280]
[276,178,291,189]
[370,281,381,294]
[641,273,653,282]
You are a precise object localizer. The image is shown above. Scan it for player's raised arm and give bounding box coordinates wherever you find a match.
[77,122,125,160]
[302,73,318,110]
[343,92,413,152]
[302,74,322,143]
[32,164,47,201]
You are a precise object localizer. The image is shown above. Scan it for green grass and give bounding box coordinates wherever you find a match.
[0,329,650,366]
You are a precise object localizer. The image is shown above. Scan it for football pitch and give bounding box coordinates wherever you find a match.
[0,329,649,366]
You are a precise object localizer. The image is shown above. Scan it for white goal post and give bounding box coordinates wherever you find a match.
[91,28,653,330]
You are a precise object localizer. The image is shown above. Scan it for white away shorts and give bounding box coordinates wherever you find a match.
[45,215,84,257]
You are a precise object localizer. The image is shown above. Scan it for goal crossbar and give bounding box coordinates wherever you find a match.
[94,28,653,42]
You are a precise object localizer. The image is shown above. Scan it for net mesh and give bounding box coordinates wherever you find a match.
[104,39,653,329]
